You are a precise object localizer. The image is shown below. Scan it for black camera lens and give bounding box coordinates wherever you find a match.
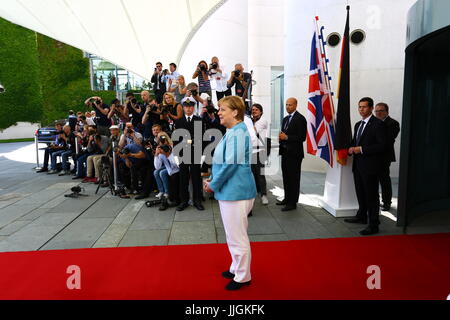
[234,70,241,77]
[191,90,198,97]
[211,63,218,69]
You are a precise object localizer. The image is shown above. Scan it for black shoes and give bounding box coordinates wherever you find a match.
[36,168,48,173]
[222,271,235,279]
[194,203,205,211]
[176,202,189,211]
[281,205,296,212]
[276,200,287,206]
[360,226,379,236]
[344,217,368,224]
[247,210,253,217]
[72,176,83,180]
[225,280,251,291]
[381,203,391,211]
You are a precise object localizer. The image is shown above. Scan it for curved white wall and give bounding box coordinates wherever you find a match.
[179,0,248,98]
[284,0,416,177]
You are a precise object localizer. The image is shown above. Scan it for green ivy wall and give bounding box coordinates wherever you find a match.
[0,17,116,130]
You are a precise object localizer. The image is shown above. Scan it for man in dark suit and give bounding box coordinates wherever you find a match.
[277,97,307,212]
[374,103,400,211]
[173,97,205,211]
[345,97,387,235]
[151,62,167,104]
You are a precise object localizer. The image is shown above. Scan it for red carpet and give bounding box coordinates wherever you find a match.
[0,234,449,300]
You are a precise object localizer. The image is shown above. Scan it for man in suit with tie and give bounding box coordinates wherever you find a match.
[374,102,400,211]
[345,97,387,235]
[277,97,307,212]
[174,97,205,211]
[151,62,167,104]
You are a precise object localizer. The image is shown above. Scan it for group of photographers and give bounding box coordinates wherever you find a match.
[36,57,268,212]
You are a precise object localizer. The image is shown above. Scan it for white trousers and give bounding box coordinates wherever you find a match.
[219,198,255,283]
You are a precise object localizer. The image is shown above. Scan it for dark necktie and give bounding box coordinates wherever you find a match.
[356,121,366,144]
[187,117,191,124]
[284,115,292,131]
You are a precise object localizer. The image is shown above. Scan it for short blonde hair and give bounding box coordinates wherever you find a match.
[163,92,175,106]
[218,96,245,121]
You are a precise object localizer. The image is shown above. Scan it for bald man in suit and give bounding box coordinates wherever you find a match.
[277,98,307,212]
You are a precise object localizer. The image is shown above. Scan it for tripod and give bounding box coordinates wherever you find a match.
[95,156,115,195]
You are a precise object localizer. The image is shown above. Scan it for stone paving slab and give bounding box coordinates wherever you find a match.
[0,225,68,252]
[119,230,170,247]
[93,201,145,248]
[40,218,114,251]
[0,220,32,236]
[169,220,217,245]
[0,204,37,229]
[129,206,175,231]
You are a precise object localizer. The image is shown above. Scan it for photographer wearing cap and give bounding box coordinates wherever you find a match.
[151,62,167,104]
[173,98,207,211]
[193,60,212,98]
[210,57,232,101]
[84,96,111,136]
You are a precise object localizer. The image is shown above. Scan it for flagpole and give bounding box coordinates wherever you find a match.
[319,5,359,218]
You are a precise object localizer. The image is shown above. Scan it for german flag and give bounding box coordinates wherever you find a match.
[335,6,353,166]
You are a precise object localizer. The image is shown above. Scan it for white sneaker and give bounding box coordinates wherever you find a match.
[261,195,269,205]
[163,193,169,199]
[155,192,163,199]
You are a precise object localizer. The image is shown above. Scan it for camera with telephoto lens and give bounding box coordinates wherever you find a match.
[190,89,198,97]
[199,64,207,72]
[210,63,218,70]
[234,70,241,78]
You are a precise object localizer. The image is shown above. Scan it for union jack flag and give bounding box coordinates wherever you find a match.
[306,18,336,167]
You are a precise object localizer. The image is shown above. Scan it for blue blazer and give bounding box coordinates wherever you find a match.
[210,121,257,201]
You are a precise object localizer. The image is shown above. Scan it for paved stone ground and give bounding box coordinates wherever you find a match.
[0,142,448,253]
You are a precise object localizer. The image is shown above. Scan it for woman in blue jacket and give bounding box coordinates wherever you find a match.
[204,96,256,291]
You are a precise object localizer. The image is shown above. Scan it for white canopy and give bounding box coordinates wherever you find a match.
[0,0,226,80]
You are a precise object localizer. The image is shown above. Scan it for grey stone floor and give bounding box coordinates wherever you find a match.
[0,142,447,253]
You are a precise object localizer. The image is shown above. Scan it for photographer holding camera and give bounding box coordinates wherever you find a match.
[108,98,129,130]
[151,62,167,104]
[37,122,64,173]
[47,125,71,174]
[123,93,144,134]
[119,122,143,148]
[168,75,187,103]
[227,64,252,110]
[185,83,208,117]
[117,140,148,196]
[209,57,232,100]
[153,144,180,211]
[83,132,111,183]
[193,60,212,98]
[161,92,183,134]
[84,96,111,136]
[73,127,99,179]
[141,94,163,139]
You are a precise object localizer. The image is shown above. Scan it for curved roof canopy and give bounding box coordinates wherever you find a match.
[0,0,226,79]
